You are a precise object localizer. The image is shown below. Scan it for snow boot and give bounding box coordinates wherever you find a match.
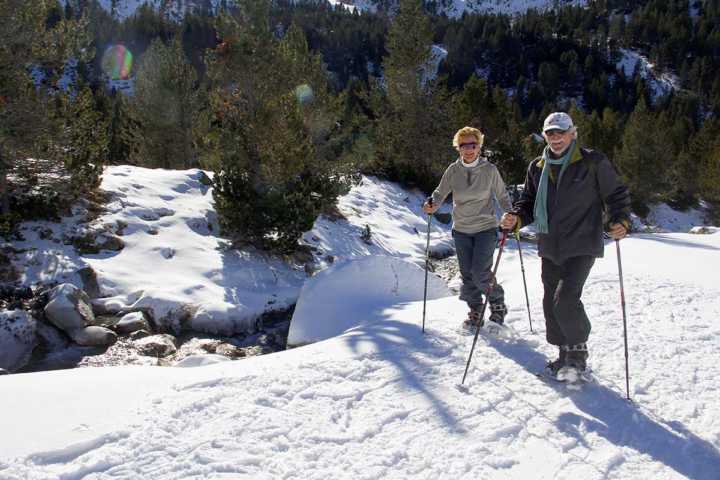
[565,343,588,371]
[544,346,567,376]
[464,307,484,328]
[557,343,589,383]
[488,302,507,326]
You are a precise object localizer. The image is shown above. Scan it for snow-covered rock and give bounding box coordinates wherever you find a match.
[287,255,450,347]
[172,354,230,368]
[115,311,150,334]
[44,283,96,332]
[0,310,37,372]
[690,226,719,235]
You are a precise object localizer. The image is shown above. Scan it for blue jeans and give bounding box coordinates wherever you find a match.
[452,228,505,310]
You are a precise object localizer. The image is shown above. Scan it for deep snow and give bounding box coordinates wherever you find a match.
[1,166,720,479]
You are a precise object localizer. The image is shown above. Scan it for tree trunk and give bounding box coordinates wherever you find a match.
[0,148,9,215]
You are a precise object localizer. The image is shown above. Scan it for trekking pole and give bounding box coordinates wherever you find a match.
[615,239,631,400]
[515,230,533,333]
[422,198,433,334]
[461,230,508,385]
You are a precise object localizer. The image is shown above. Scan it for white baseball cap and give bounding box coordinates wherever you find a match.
[543,112,574,133]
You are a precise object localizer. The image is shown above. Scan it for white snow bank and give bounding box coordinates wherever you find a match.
[640,202,710,233]
[287,256,450,346]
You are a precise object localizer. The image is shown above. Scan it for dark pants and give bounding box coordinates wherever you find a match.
[452,228,504,310]
[541,256,595,346]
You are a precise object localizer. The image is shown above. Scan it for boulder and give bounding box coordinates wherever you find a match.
[0,310,38,372]
[135,334,177,358]
[76,266,101,299]
[44,283,96,332]
[68,326,117,347]
[115,311,150,334]
[35,321,69,352]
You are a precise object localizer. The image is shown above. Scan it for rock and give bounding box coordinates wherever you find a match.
[77,266,101,299]
[90,294,132,316]
[130,329,151,340]
[135,334,177,357]
[36,321,69,352]
[115,219,128,236]
[0,310,38,372]
[68,326,118,347]
[197,171,213,186]
[115,311,149,334]
[44,283,96,332]
[0,284,33,301]
[0,368,8,375]
[98,235,125,252]
[215,342,243,358]
[689,226,718,235]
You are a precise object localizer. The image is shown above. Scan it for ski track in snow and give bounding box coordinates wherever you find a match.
[4,269,720,480]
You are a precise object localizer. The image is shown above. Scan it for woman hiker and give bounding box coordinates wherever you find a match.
[423,126,512,330]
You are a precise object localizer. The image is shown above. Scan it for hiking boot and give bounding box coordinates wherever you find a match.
[488,302,507,325]
[545,346,567,375]
[565,343,588,371]
[464,308,484,328]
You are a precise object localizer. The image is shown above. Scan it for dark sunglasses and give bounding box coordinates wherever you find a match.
[458,142,478,150]
[545,129,567,137]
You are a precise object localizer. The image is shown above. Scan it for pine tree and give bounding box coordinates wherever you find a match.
[0,0,91,222]
[60,86,108,193]
[372,0,453,193]
[204,6,350,253]
[676,119,720,206]
[699,143,720,222]
[131,36,200,169]
[107,91,138,165]
[614,98,673,213]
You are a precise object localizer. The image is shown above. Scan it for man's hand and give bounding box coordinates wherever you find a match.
[608,222,627,240]
[500,213,518,231]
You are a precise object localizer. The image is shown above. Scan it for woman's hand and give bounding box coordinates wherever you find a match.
[422,199,437,215]
[500,213,518,230]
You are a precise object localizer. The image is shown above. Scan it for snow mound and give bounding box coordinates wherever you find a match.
[638,202,710,233]
[173,354,230,368]
[287,256,450,346]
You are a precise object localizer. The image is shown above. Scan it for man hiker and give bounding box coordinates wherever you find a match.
[500,112,631,379]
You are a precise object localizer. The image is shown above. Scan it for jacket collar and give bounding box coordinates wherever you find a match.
[536,145,583,169]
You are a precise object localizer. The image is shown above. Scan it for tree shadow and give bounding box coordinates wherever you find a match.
[619,233,720,251]
[340,313,467,434]
[485,337,720,479]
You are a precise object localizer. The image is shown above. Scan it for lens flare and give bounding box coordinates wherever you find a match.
[102,45,133,80]
[294,84,314,105]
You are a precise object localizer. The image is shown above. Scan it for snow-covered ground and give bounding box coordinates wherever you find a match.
[9,167,451,336]
[2,166,720,478]
[444,0,588,17]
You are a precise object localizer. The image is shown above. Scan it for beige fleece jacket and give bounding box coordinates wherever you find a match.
[430,157,511,234]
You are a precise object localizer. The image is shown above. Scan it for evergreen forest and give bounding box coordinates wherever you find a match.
[2,0,720,252]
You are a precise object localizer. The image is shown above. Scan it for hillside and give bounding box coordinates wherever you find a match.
[1,166,720,478]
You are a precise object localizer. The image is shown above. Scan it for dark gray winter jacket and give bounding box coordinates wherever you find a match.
[511,147,631,264]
